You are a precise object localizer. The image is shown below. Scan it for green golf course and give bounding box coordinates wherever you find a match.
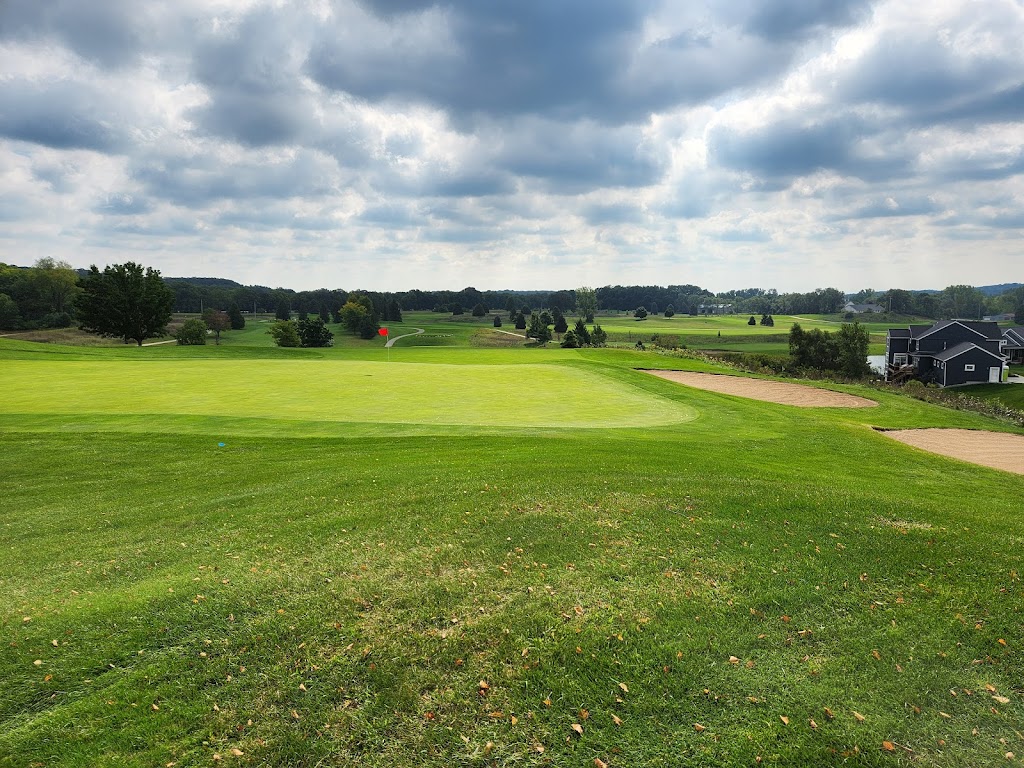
[2,331,1022,767]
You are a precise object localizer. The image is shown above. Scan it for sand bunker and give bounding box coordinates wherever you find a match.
[881,429,1024,475]
[643,370,877,408]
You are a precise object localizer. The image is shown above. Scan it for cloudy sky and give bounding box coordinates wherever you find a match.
[1,1,1022,293]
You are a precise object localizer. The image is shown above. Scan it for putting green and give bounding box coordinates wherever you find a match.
[2,360,697,429]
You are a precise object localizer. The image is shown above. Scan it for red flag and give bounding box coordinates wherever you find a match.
[378,327,388,336]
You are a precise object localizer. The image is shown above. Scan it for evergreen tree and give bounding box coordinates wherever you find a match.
[591,324,607,346]
[493,315,502,327]
[664,303,675,318]
[472,302,487,317]
[319,305,330,323]
[275,300,290,320]
[573,318,591,346]
[358,312,379,339]
[748,315,756,325]
[561,329,579,348]
[514,311,527,330]
[634,306,648,319]
[527,312,552,343]
[228,302,245,330]
[553,307,568,335]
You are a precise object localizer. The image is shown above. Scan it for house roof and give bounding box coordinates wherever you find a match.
[916,319,1001,342]
[908,325,933,338]
[1004,327,1024,347]
[932,341,1005,363]
[887,328,911,338]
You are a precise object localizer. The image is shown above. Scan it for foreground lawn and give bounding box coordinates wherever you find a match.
[2,339,1022,767]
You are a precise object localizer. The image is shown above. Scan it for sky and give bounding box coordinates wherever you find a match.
[1,1,1022,294]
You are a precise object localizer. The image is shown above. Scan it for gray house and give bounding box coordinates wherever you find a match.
[1003,327,1024,364]
[885,320,1007,386]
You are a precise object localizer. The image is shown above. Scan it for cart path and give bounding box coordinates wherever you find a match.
[493,329,526,338]
[385,327,424,347]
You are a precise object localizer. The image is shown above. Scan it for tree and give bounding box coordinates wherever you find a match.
[835,322,870,377]
[472,302,487,317]
[268,320,300,347]
[634,306,648,319]
[386,299,403,322]
[202,308,230,345]
[553,307,568,336]
[176,318,208,345]
[319,305,330,323]
[591,324,607,346]
[561,329,579,348]
[939,285,984,319]
[33,258,81,317]
[505,296,518,318]
[493,315,502,327]
[76,262,175,346]
[228,302,245,330]
[540,310,552,326]
[297,317,334,347]
[748,315,756,325]
[760,314,774,326]
[451,303,464,315]
[0,293,21,330]
[573,318,592,346]
[275,299,291,320]
[664,303,675,318]
[358,312,379,339]
[526,312,552,344]
[575,287,597,322]
[514,311,527,330]
[339,301,370,333]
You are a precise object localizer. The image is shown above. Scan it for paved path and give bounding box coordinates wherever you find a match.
[141,339,179,346]
[385,327,424,347]
[493,329,526,338]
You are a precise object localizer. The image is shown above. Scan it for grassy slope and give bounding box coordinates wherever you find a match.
[2,338,1023,767]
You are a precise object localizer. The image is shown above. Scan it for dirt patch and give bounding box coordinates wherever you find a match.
[880,428,1024,475]
[643,370,877,408]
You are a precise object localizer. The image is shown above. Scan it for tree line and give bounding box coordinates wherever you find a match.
[3,259,1023,335]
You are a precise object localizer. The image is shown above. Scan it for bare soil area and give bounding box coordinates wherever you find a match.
[881,428,1024,475]
[643,370,878,408]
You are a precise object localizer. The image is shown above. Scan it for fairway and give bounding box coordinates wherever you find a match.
[1,359,697,429]
[3,337,1024,768]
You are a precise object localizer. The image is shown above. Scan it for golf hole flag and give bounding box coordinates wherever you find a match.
[378,327,388,337]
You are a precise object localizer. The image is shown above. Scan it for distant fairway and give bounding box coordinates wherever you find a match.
[2,360,697,429]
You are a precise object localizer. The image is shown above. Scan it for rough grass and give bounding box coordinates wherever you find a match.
[2,337,1023,767]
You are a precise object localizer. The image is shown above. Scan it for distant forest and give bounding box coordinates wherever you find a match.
[1,259,1022,331]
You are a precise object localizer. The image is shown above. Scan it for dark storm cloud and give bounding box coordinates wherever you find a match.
[0,79,127,152]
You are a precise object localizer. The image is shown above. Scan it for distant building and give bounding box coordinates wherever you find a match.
[698,303,734,315]
[843,301,884,314]
[1003,327,1024,364]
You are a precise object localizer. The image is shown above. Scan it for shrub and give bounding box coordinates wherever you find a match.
[268,320,300,347]
[634,306,648,319]
[297,317,334,347]
[176,318,208,345]
[41,311,73,328]
[493,315,502,327]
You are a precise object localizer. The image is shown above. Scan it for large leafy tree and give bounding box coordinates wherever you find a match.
[575,286,597,322]
[202,308,231,345]
[76,262,174,346]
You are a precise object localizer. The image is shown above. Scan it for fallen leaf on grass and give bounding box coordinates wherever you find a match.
[694,723,706,732]
[780,716,790,726]
[230,749,243,757]
[595,759,608,768]
[618,682,629,693]
[571,723,584,737]
[939,711,951,719]
[994,695,1011,705]
[853,711,866,723]
[882,741,896,752]
[612,714,622,726]
[809,719,818,730]
[823,707,834,721]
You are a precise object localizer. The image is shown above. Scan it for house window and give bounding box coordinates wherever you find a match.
[893,354,908,365]
[964,364,975,372]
